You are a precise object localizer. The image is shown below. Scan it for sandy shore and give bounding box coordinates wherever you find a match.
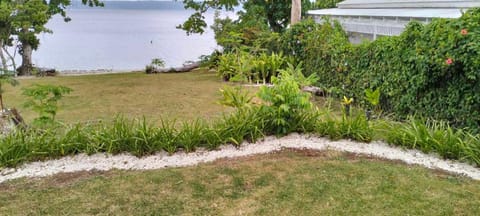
[1,134,479,183]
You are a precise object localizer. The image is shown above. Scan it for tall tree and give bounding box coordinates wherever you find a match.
[179,0,312,34]
[14,0,50,76]
[3,0,103,76]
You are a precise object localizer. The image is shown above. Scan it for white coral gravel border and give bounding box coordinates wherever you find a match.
[1,134,480,183]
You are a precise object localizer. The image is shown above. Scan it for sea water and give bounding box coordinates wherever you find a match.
[32,1,225,72]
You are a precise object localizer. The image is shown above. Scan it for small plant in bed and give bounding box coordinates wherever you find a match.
[22,84,72,128]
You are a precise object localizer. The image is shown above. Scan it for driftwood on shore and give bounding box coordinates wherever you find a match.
[146,62,201,74]
[36,67,57,77]
[302,86,324,96]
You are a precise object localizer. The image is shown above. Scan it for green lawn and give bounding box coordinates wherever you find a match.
[2,71,480,215]
[5,70,230,124]
[1,150,479,215]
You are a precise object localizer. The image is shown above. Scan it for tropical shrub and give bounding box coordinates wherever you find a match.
[217,51,288,83]
[22,84,72,127]
[258,67,320,134]
[291,9,480,131]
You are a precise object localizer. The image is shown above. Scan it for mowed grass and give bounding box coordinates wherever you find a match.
[4,70,230,124]
[1,150,479,215]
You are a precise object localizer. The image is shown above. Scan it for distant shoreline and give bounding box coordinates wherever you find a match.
[58,69,142,76]
[58,69,144,76]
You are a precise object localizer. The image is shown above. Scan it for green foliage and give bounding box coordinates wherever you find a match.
[199,50,222,69]
[151,58,165,68]
[365,88,380,107]
[218,85,253,109]
[178,120,206,152]
[278,62,319,87]
[180,0,313,34]
[217,51,288,83]
[2,68,480,170]
[316,110,373,142]
[280,18,319,63]
[383,118,480,165]
[312,0,342,9]
[364,88,381,119]
[258,68,318,134]
[22,84,72,126]
[217,52,238,81]
[145,58,165,73]
[291,9,480,130]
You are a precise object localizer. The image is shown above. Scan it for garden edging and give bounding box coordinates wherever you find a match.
[1,133,479,183]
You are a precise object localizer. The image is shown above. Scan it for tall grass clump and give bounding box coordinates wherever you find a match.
[316,109,373,143]
[177,120,206,152]
[382,117,480,165]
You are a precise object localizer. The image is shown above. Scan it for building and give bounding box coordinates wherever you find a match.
[307,0,480,43]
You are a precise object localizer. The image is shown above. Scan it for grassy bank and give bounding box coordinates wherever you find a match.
[5,70,229,124]
[1,150,479,215]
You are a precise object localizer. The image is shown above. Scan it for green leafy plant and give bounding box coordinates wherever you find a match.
[365,88,380,107]
[278,62,319,87]
[218,86,253,109]
[316,110,373,142]
[258,67,318,135]
[22,84,72,126]
[365,88,381,119]
[217,52,237,81]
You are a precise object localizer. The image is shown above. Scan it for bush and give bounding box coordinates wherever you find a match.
[217,50,288,83]
[145,58,165,74]
[292,9,480,131]
[258,66,319,134]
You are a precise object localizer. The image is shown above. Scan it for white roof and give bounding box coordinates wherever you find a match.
[308,8,466,19]
[337,0,480,9]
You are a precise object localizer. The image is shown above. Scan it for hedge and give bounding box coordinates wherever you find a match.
[286,9,480,131]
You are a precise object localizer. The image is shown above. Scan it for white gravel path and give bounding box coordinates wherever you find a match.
[1,134,480,183]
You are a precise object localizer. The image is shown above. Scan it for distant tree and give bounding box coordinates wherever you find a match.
[14,0,50,76]
[0,0,104,76]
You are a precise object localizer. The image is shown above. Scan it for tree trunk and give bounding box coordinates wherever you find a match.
[18,41,33,76]
[0,40,8,73]
[291,0,302,25]
[3,46,17,76]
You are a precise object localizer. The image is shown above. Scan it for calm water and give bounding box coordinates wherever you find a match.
[32,1,224,71]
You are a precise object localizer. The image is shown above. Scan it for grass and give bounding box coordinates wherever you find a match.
[1,71,480,215]
[2,71,480,168]
[4,70,230,124]
[1,150,480,215]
